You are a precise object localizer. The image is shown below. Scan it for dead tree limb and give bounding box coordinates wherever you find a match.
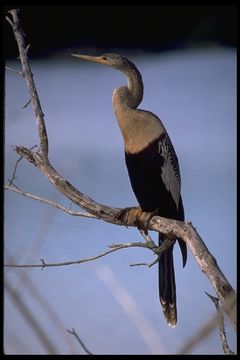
[5,8,236,333]
[205,292,235,355]
[67,328,92,355]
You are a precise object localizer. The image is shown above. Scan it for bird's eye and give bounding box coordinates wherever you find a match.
[102,56,107,61]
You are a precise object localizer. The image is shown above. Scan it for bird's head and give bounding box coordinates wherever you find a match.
[71,53,133,71]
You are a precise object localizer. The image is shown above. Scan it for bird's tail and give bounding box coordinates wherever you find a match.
[158,234,177,327]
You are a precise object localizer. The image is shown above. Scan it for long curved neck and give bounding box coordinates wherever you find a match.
[113,62,143,110]
[112,60,163,153]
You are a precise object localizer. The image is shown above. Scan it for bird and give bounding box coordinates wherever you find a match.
[71,53,187,326]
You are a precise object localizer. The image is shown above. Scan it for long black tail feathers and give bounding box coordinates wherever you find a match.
[160,296,177,327]
[158,235,177,327]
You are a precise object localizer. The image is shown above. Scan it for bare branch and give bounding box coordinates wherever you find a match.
[4,241,151,269]
[130,258,159,268]
[5,184,99,220]
[139,229,156,247]
[177,291,236,354]
[22,99,31,108]
[6,9,48,157]
[67,328,92,355]
[8,145,37,186]
[205,292,235,355]
[11,144,121,220]
[108,241,152,250]
[5,65,23,76]
[4,237,173,274]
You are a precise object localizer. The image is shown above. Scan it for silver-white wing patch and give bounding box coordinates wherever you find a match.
[158,134,181,209]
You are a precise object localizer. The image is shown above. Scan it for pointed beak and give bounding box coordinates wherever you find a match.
[71,53,107,65]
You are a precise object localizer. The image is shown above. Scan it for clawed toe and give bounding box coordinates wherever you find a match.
[114,206,140,226]
[115,206,154,232]
[114,207,132,225]
[137,211,154,233]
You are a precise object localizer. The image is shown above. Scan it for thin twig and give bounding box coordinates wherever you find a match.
[130,258,159,268]
[22,99,31,108]
[5,184,99,219]
[8,145,37,186]
[67,328,92,355]
[4,241,150,269]
[5,12,14,27]
[109,241,153,250]
[129,235,173,267]
[205,292,235,355]
[5,239,171,270]
[139,229,156,247]
[5,65,23,76]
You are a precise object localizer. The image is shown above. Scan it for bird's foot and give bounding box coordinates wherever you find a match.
[115,206,154,233]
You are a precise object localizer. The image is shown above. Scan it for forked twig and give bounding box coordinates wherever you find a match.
[205,292,235,355]
[67,328,92,355]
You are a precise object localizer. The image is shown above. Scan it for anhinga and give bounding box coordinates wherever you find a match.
[71,53,187,326]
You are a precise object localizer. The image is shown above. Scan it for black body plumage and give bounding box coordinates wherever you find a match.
[125,134,187,325]
[125,133,182,218]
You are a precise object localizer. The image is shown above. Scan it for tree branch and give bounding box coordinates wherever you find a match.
[6,9,48,157]
[8,145,37,186]
[67,328,92,355]
[205,292,235,355]
[4,184,99,220]
[4,241,154,269]
[5,8,236,334]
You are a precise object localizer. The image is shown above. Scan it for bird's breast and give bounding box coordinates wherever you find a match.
[114,107,165,154]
